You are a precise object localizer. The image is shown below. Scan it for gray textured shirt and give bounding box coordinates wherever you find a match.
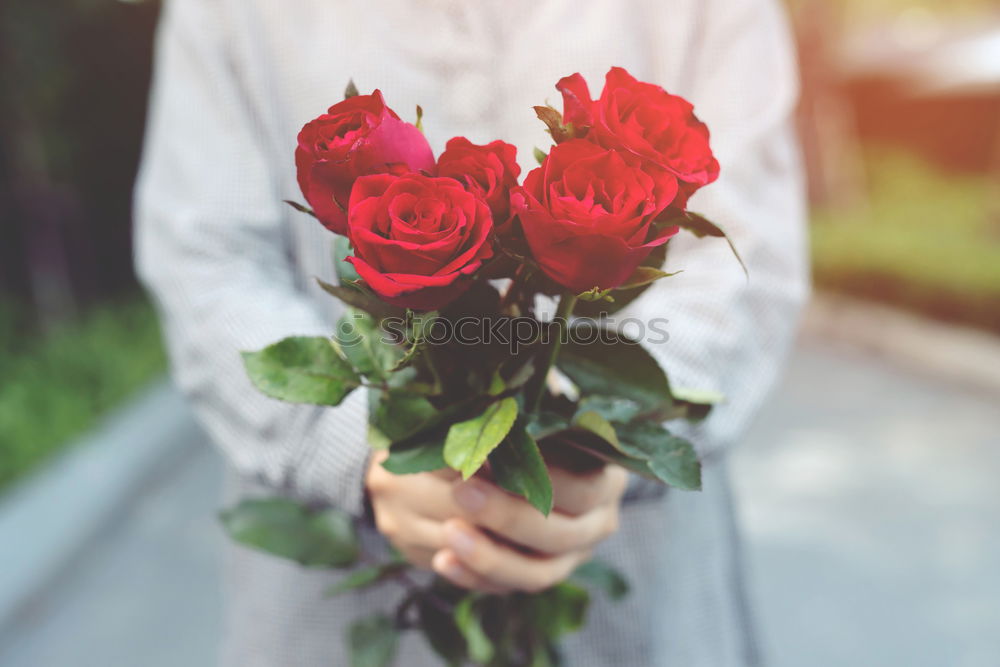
[134,0,808,664]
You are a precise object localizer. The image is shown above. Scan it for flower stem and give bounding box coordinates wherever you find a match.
[525,292,578,414]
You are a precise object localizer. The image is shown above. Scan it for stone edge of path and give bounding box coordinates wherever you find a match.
[802,292,1000,398]
[0,378,203,632]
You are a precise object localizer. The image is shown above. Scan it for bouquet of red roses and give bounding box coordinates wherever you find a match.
[221,68,741,667]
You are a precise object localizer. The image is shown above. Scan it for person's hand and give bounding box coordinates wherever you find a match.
[431,463,628,594]
[365,450,463,570]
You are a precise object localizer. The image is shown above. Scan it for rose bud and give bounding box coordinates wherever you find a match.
[295,90,434,235]
[345,173,494,311]
[510,139,679,293]
[436,137,520,229]
[556,67,719,207]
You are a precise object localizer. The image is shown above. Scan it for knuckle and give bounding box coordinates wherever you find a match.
[547,531,574,555]
[520,575,551,594]
[455,539,490,574]
[603,510,621,538]
[581,486,603,511]
[600,467,626,499]
[372,510,398,539]
[524,563,563,593]
[556,520,590,553]
[463,557,488,579]
[483,504,518,536]
[400,547,431,570]
[468,545,495,574]
[365,468,392,495]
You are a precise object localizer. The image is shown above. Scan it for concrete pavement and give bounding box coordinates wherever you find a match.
[0,436,223,667]
[733,339,1000,667]
[1,337,998,666]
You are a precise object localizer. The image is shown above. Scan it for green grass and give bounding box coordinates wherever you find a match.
[811,149,1000,331]
[0,296,166,491]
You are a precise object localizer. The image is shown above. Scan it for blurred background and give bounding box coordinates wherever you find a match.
[0,0,997,665]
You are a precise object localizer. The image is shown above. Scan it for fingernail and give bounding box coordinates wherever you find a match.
[445,524,476,559]
[433,551,466,581]
[453,482,487,513]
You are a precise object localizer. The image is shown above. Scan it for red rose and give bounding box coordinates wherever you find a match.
[345,173,494,310]
[296,91,434,235]
[557,67,719,206]
[511,139,678,293]
[436,137,520,228]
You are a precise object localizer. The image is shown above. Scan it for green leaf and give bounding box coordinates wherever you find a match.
[370,391,439,444]
[543,430,658,480]
[220,498,359,567]
[670,386,724,422]
[387,310,438,373]
[334,235,362,284]
[415,104,425,132]
[317,278,403,321]
[671,387,725,404]
[349,614,398,667]
[487,371,506,396]
[503,358,537,391]
[417,592,467,666]
[615,421,702,490]
[333,310,404,381]
[407,310,440,342]
[571,411,620,449]
[672,211,748,279]
[367,423,392,450]
[326,561,409,597]
[344,79,360,99]
[533,146,548,165]
[241,336,361,406]
[283,199,316,218]
[489,422,553,515]
[453,596,495,663]
[617,266,682,290]
[526,582,590,639]
[576,286,614,302]
[575,396,641,424]
[533,105,574,143]
[572,560,629,601]
[558,326,672,412]
[529,644,558,667]
[526,411,571,440]
[444,398,519,479]
[574,243,668,318]
[382,438,447,474]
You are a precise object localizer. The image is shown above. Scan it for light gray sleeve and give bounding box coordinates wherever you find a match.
[626,0,810,458]
[133,0,371,515]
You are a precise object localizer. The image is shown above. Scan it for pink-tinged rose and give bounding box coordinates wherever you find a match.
[556,67,719,206]
[295,90,434,235]
[436,137,520,229]
[345,173,494,310]
[511,139,678,293]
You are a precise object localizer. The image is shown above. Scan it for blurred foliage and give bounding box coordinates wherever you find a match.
[0,0,163,488]
[0,0,158,178]
[0,296,166,491]
[0,0,160,315]
[812,148,1000,332]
